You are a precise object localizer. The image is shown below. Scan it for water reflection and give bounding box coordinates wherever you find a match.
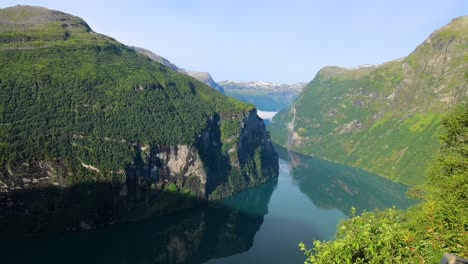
[1,178,278,264]
[0,152,417,264]
[288,151,416,214]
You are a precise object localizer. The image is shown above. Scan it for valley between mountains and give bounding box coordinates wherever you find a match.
[0,4,467,264]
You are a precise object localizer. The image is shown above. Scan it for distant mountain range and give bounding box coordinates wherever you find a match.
[132,48,305,111]
[220,80,307,111]
[220,80,307,91]
[270,16,468,185]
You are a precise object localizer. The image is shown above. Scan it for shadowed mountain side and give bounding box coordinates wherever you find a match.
[0,181,202,238]
[0,177,278,264]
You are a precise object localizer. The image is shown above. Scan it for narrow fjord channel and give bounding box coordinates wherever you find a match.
[1,155,415,264]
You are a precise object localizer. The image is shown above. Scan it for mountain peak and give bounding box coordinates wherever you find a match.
[444,16,468,31]
[427,15,468,42]
[0,5,91,31]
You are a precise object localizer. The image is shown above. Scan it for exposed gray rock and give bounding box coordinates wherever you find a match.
[132,47,179,71]
[338,120,363,134]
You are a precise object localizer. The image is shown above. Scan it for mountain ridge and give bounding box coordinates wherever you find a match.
[220,80,307,90]
[270,16,468,185]
[132,46,180,71]
[131,46,225,93]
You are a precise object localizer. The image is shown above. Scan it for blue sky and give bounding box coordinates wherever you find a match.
[1,1,467,83]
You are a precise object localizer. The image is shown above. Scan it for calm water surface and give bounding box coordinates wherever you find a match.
[1,154,415,263]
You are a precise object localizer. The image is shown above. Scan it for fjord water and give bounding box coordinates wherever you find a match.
[2,154,415,264]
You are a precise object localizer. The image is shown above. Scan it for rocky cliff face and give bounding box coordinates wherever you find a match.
[121,109,278,201]
[0,109,278,237]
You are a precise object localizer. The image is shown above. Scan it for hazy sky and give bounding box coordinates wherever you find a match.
[1,1,467,83]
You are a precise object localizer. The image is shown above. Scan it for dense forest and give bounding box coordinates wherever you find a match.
[0,6,251,185]
[0,43,248,183]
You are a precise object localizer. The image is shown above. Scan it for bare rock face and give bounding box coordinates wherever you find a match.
[135,144,208,199]
[236,110,278,180]
[125,109,279,201]
[337,120,363,135]
[120,109,278,202]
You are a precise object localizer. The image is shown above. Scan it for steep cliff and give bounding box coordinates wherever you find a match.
[0,5,278,236]
[270,16,467,185]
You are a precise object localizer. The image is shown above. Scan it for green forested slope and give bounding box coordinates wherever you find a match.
[0,5,251,184]
[270,16,468,185]
[300,104,468,263]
